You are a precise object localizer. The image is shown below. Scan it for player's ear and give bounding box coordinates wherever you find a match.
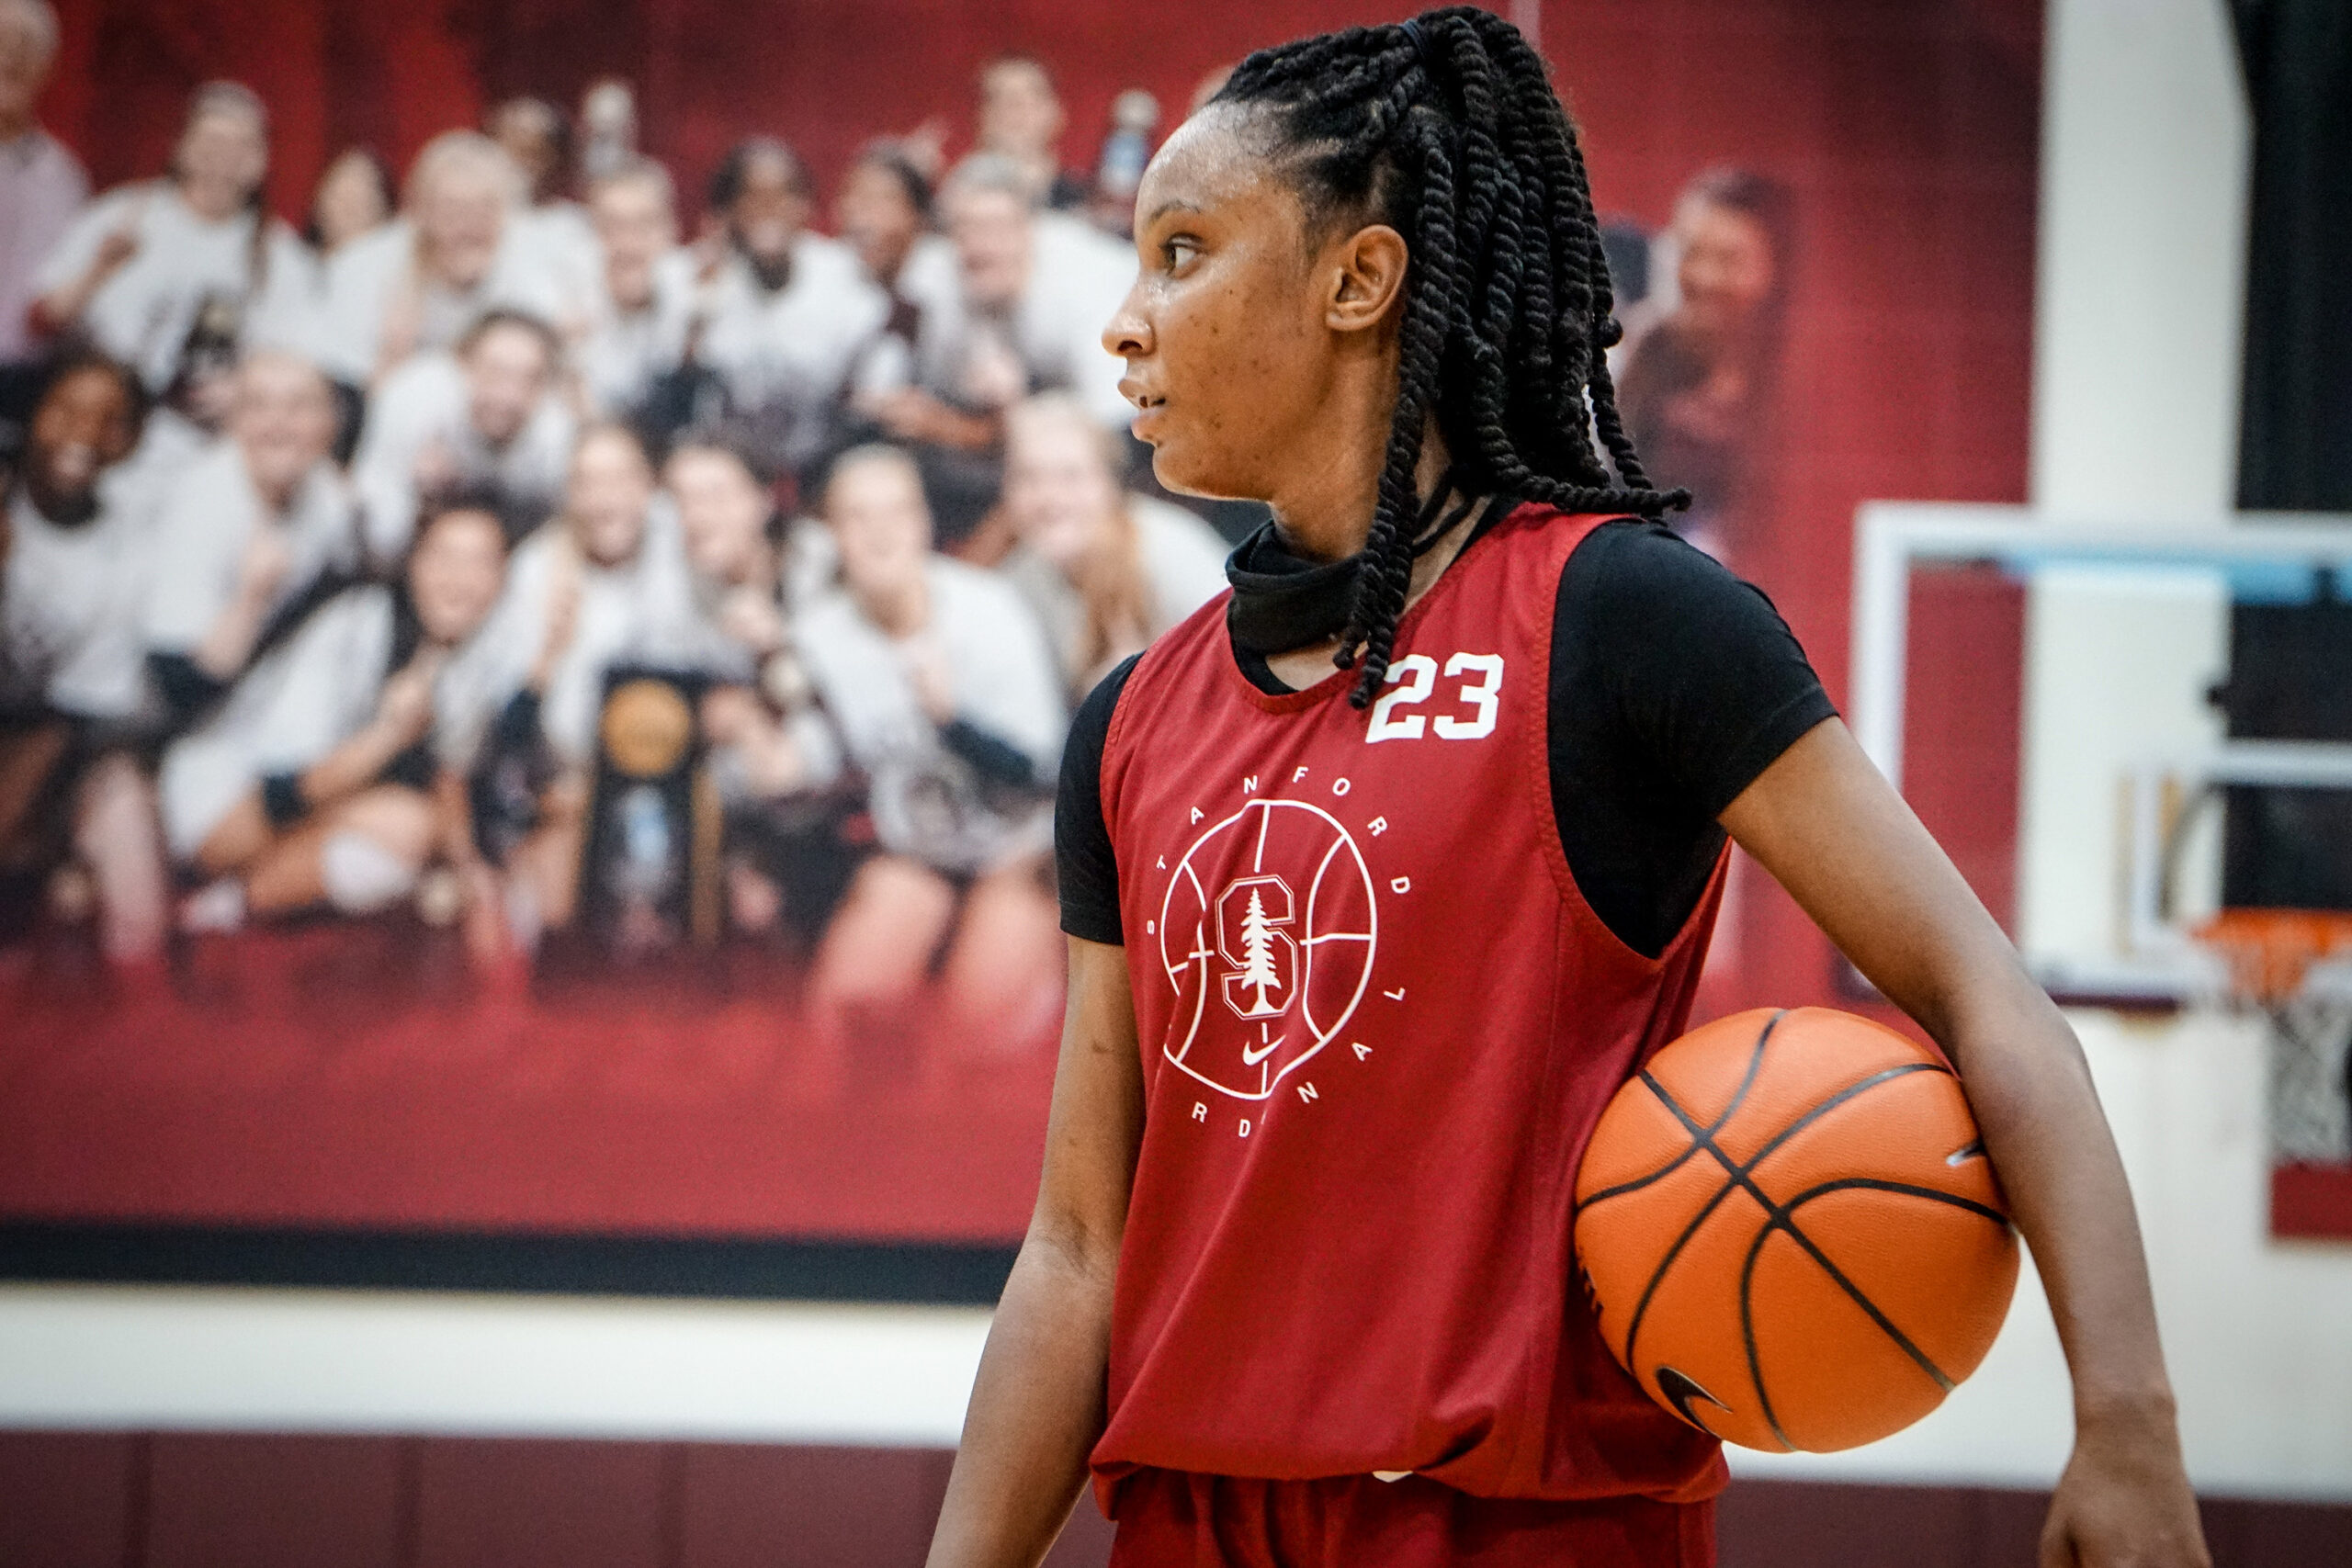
[1326,223,1408,336]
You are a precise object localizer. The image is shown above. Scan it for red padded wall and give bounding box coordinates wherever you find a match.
[3,1433,2346,1568]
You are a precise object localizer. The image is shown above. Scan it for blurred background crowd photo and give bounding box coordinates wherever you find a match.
[0,0,1839,1246]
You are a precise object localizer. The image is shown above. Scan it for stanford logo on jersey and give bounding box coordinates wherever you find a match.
[1218,875,1295,1020]
[1159,798,1377,1100]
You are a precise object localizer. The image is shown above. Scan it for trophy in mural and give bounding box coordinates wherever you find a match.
[576,667,720,954]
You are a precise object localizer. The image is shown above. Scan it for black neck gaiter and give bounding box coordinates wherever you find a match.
[1222,482,1484,656]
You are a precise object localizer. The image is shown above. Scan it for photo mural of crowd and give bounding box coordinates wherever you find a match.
[0,0,1787,1056]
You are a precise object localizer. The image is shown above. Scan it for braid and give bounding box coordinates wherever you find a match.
[1215,6,1686,707]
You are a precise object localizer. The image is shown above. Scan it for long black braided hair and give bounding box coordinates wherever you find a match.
[1210,6,1686,706]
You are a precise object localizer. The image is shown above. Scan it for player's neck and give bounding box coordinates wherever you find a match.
[1267,418,1452,566]
[1255,470,1485,694]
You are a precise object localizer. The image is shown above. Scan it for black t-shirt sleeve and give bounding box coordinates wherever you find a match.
[1055,653,1143,945]
[1576,523,1837,817]
[1550,522,1837,957]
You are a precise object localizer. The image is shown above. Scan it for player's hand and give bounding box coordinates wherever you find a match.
[236,527,293,605]
[374,270,426,382]
[531,557,582,692]
[867,386,946,442]
[2041,1407,2209,1568]
[375,650,445,744]
[699,683,760,745]
[960,333,1026,411]
[93,223,142,279]
[902,634,956,725]
[718,583,786,656]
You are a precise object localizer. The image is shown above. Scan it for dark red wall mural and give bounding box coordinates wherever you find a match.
[11,0,2041,1247]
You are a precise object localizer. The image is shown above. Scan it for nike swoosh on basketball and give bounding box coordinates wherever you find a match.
[1655,1366,1731,1433]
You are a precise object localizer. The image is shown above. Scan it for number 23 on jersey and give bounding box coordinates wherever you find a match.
[1365,652,1504,743]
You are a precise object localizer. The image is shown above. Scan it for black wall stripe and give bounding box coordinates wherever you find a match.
[0,1223,1018,1304]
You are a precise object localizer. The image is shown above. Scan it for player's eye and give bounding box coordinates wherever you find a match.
[1161,236,1202,272]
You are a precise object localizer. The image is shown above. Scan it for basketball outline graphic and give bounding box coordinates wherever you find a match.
[1158,798,1378,1100]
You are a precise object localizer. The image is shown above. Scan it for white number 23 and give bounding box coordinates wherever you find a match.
[1365,652,1505,743]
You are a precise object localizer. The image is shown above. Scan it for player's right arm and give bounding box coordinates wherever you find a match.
[925,934,1146,1568]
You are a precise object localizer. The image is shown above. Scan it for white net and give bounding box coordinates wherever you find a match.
[2267,976,2352,1166]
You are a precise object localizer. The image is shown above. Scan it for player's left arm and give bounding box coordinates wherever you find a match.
[1719,716,2211,1568]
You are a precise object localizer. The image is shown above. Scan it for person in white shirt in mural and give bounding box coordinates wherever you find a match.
[684,138,887,480]
[141,351,358,729]
[29,81,312,439]
[853,153,1132,544]
[471,423,705,938]
[795,445,1066,1072]
[487,95,602,306]
[353,309,575,561]
[301,147,394,264]
[668,434,865,944]
[164,499,512,933]
[313,130,576,390]
[995,391,1229,702]
[835,140,956,406]
[0,0,88,417]
[879,152,1135,440]
[573,157,692,425]
[0,355,167,964]
[971,54,1089,213]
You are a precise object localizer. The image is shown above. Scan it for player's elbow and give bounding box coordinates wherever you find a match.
[1023,1203,1123,1292]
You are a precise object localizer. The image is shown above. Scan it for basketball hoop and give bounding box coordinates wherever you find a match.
[2194,908,2352,1007]
[2197,908,2352,1173]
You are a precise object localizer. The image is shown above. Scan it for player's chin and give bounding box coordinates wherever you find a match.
[1146,434,1251,503]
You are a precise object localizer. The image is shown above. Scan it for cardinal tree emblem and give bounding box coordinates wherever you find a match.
[1220,876,1296,1020]
[1159,798,1379,1100]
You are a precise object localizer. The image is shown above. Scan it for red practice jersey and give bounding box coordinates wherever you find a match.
[1091,502,1730,1509]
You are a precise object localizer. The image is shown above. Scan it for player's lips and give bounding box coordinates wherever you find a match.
[1123,380,1168,439]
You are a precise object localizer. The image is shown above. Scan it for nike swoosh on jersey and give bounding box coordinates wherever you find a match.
[1241,1037,1283,1066]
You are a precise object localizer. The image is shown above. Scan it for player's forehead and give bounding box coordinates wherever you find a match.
[471,322,549,368]
[1135,104,1297,234]
[830,452,922,510]
[596,177,666,217]
[574,428,650,478]
[419,506,503,556]
[668,446,752,489]
[239,354,325,405]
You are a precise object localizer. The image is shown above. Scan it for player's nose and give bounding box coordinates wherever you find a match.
[1103,280,1154,362]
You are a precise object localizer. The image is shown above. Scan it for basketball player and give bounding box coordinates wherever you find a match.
[163,500,510,930]
[927,12,2208,1568]
[0,354,167,964]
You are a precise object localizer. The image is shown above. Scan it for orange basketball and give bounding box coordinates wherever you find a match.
[1574,1007,2019,1452]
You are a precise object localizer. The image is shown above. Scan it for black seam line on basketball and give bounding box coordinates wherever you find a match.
[1737,1206,1799,1451]
[1736,1169,1996,1450]
[1637,1060,1957,1416]
[1781,1177,2009,1229]
[1628,1058,1938,1243]
[1580,1010,1786,1208]
[1736,1062,1951,1180]
[1642,1060,1949,1224]
[1610,1011,1785,1377]
[1646,1077,1965,1407]
[1740,1199,1958,1398]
